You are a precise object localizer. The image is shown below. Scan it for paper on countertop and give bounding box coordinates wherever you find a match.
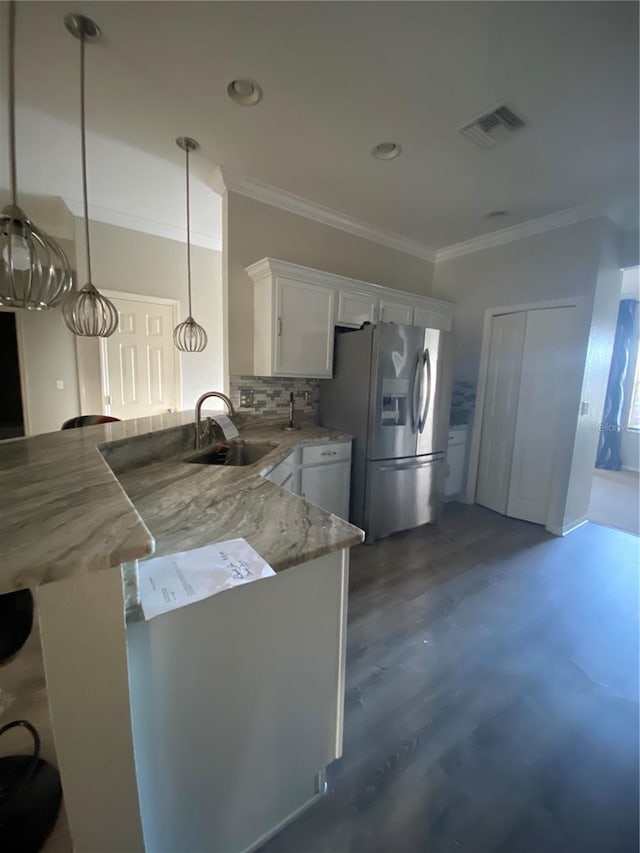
[212,413,239,440]
[138,538,275,620]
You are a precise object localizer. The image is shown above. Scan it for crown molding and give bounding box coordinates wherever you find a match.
[61,198,222,252]
[435,204,602,262]
[211,165,607,264]
[211,166,437,262]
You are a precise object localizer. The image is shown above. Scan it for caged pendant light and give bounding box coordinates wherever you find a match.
[0,1,72,310]
[173,137,208,352]
[62,13,118,338]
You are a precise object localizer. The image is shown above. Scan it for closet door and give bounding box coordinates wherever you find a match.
[507,307,575,524]
[476,312,526,514]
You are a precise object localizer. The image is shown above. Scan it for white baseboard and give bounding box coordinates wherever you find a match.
[242,784,325,853]
[546,516,588,537]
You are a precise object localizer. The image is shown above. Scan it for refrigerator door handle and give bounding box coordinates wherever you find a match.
[410,350,422,431]
[418,349,432,433]
[377,455,443,473]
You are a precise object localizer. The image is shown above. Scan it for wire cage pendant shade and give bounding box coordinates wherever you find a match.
[62,13,118,339]
[173,137,208,352]
[62,282,118,337]
[173,315,208,352]
[0,2,72,310]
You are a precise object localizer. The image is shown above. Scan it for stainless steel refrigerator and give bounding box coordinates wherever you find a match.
[319,323,453,541]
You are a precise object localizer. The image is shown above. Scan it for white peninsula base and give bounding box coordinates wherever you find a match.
[126,548,349,853]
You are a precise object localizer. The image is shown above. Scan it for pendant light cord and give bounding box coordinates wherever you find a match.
[7,1,17,206]
[185,146,192,317]
[79,32,92,283]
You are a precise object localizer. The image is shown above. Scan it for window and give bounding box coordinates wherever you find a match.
[628,349,640,431]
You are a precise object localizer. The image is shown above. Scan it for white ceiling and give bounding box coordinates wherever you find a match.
[1,1,637,252]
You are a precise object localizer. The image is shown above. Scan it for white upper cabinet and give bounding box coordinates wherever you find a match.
[379,300,414,325]
[249,260,336,377]
[413,306,453,331]
[276,277,335,377]
[337,290,377,327]
[246,258,455,378]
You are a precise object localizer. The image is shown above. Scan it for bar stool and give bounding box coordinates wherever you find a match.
[61,414,121,430]
[0,720,62,852]
[0,590,33,665]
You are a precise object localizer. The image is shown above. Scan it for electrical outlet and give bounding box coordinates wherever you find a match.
[239,389,254,408]
[56,380,64,390]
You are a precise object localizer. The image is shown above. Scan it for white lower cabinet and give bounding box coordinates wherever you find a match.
[445,427,468,499]
[300,461,350,520]
[265,440,352,520]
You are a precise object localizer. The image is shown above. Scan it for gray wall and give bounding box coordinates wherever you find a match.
[562,222,622,529]
[432,218,607,382]
[224,191,435,376]
[432,217,623,532]
[74,219,224,416]
[4,219,223,436]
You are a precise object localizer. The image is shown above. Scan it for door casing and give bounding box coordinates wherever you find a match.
[98,290,182,418]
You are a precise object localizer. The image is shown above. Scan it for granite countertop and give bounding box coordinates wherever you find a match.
[0,411,363,595]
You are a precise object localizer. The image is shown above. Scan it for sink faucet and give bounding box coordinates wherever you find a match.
[195,391,236,449]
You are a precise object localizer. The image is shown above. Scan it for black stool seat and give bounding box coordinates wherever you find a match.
[0,721,63,853]
[0,590,33,665]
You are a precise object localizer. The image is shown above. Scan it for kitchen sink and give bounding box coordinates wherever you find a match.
[186,442,276,467]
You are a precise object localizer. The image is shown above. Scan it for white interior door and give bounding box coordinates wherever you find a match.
[507,307,575,524]
[103,296,179,420]
[476,311,526,514]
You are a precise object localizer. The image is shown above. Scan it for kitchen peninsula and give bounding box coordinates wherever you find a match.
[0,411,363,853]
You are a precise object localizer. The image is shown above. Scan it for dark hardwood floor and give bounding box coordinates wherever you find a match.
[260,503,639,853]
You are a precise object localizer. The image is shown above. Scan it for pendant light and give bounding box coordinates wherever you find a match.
[0,1,71,310]
[173,137,208,352]
[62,13,118,338]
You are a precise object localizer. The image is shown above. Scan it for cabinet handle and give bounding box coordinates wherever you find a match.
[321,450,338,456]
[277,317,282,337]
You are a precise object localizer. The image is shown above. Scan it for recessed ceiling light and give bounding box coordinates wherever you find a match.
[227,79,262,106]
[486,210,509,219]
[371,142,402,160]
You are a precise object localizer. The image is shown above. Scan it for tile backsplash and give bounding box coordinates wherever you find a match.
[450,380,476,425]
[230,376,319,416]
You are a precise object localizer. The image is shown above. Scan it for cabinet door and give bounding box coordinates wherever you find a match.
[413,306,453,331]
[300,462,350,520]
[412,307,433,328]
[445,442,466,497]
[337,290,377,328]
[379,300,413,325]
[275,277,335,377]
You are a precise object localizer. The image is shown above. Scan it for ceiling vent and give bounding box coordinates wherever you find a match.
[459,104,526,149]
